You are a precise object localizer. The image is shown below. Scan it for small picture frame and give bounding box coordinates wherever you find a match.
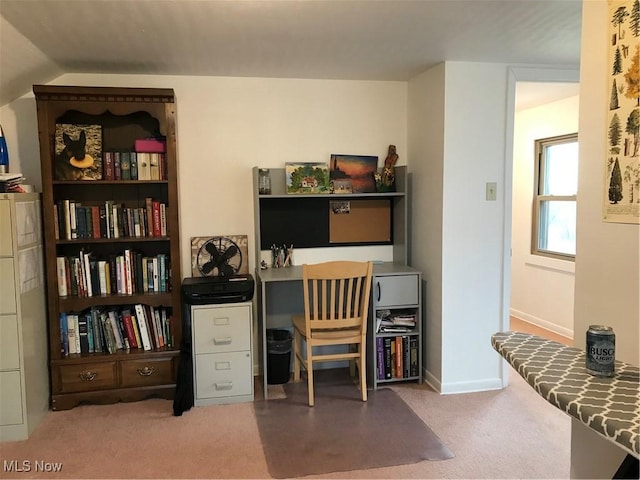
[330,200,351,214]
[330,179,353,194]
[285,162,330,194]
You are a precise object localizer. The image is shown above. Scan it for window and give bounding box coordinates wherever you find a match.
[532,133,578,260]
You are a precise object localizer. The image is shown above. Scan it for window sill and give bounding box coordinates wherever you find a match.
[525,254,575,275]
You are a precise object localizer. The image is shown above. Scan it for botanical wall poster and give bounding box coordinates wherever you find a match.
[604,0,640,223]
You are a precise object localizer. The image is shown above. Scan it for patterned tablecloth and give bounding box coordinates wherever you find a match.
[491,331,639,458]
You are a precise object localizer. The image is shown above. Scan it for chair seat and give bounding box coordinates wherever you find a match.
[292,314,361,340]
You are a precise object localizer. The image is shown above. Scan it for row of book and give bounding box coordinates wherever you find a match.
[376,309,417,333]
[56,250,170,297]
[54,197,167,241]
[103,151,167,181]
[60,304,173,356]
[376,335,419,380]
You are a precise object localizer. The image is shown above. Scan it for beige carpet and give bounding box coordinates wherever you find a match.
[254,369,454,478]
[0,369,570,479]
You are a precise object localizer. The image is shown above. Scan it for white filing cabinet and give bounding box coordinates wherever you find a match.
[0,193,49,441]
[191,302,253,405]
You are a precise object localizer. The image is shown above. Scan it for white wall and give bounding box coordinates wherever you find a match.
[0,74,408,278]
[409,62,511,394]
[571,1,639,477]
[408,63,446,386]
[441,62,509,393]
[511,95,578,339]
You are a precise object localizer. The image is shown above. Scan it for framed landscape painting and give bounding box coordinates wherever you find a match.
[285,162,330,194]
[329,154,378,193]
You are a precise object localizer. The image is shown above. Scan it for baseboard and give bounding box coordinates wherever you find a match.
[510,309,573,339]
[423,369,441,393]
[439,377,504,395]
[423,369,503,394]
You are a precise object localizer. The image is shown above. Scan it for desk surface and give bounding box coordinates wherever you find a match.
[257,262,419,283]
[491,331,639,459]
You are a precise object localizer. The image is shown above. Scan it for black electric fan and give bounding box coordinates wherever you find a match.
[196,236,243,277]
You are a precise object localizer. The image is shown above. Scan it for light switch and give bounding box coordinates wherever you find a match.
[486,182,497,201]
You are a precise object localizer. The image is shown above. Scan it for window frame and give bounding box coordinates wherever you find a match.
[531,133,578,261]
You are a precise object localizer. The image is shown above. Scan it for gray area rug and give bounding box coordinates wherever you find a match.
[254,369,454,478]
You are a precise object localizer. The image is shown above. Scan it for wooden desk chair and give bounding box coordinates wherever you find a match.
[292,260,373,406]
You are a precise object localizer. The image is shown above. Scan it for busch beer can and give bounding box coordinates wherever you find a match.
[586,325,615,377]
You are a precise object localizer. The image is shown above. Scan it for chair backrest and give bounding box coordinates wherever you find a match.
[302,261,373,334]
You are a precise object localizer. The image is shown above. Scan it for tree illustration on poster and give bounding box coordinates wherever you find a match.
[604,0,640,223]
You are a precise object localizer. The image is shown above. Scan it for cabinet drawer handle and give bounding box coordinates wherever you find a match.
[79,371,97,382]
[377,282,381,302]
[215,382,233,390]
[215,361,231,370]
[213,337,232,345]
[137,366,155,377]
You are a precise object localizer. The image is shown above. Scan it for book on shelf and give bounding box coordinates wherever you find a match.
[113,152,121,181]
[145,197,154,236]
[120,152,131,180]
[91,308,103,353]
[107,310,124,350]
[99,311,117,354]
[78,314,90,354]
[383,337,393,379]
[134,304,153,351]
[395,336,403,378]
[69,201,77,239]
[60,312,69,356]
[376,337,385,380]
[131,313,142,349]
[130,152,138,180]
[137,153,151,180]
[160,203,167,236]
[56,257,68,296]
[120,309,138,349]
[66,313,77,355]
[149,153,160,180]
[402,336,410,378]
[409,336,418,377]
[103,152,114,180]
[86,311,95,353]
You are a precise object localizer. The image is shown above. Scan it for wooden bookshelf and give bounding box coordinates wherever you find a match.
[33,85,182,410]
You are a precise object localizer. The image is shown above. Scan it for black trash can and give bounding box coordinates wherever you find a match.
[266,328,293,384]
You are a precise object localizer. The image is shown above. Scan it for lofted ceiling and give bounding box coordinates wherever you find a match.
[0,0,582,107]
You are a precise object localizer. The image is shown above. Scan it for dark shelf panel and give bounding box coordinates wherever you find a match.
[56,236,170,244]
[50,348,179,365]
[53,180,169,186]
[58,292,173,312]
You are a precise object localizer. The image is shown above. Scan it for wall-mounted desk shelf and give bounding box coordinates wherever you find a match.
[252,166,409,262]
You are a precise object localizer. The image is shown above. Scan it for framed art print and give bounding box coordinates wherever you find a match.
[329,154,378,193]
[54,124,102,181]
[285,162,330,194]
